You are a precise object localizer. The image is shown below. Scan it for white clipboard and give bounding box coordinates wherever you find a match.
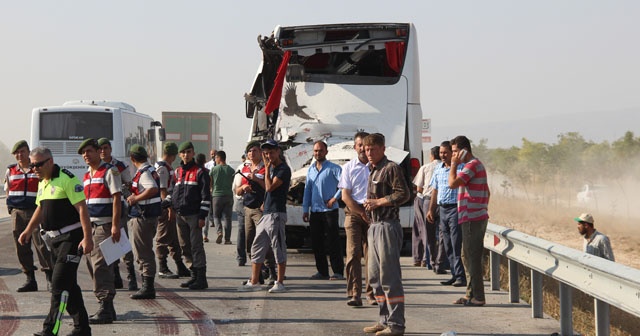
[98,227,132,266]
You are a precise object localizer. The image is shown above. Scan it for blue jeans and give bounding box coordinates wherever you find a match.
[439,205,464,280]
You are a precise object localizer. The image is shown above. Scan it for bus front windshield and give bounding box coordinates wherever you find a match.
[40,112,113,140]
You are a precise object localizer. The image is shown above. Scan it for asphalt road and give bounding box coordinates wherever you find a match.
[0,206,563,336]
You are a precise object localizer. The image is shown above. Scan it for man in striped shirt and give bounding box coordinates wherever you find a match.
[448,135,490,307]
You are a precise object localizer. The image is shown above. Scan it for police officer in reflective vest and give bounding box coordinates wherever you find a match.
[126,144,162,299]
[78,138,122,324]
[173,141,211,290]
[5,140,54,292]
[19,146,94,336]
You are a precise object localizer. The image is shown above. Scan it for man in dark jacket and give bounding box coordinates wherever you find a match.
[172,141,211,290]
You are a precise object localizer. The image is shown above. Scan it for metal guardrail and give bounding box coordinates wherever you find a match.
[484,223,640,336]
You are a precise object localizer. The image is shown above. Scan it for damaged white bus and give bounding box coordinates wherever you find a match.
[244,23,423,248]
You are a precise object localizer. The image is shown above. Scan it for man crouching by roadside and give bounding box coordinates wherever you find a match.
[362,133,410,336]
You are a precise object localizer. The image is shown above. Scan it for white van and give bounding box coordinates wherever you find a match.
[245,23,423,247]
[30,100,163,178]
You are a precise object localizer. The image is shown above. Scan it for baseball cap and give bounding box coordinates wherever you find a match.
[574,213,594,225]
[260,139,279,149]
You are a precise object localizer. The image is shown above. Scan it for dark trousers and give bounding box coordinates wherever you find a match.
[309,209,344,276]
[43,228,90,334]
[213,195,234,242]
[439,205,464,280]
[236,209,246,264]
[156,208,182,263]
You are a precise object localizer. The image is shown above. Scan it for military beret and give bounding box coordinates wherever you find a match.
[129,144,148,158]
[11,140,28,154]
[245,140,261,153]
[178,141,194,153]
[77,138,99,154]
[97,138,111,147]
[164,142,178,155]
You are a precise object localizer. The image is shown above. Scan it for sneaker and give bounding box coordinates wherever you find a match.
[363,323,386,333]
[216,234,223,244]
[268,281,286,293]
[309,272,329,280]
[238,280,262,292]
[158,269,179,279]
[329,273,345,280]
[375,326,404,336]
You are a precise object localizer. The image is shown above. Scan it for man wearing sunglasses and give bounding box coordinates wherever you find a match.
[18,146,94,336]
[4,140,54,293]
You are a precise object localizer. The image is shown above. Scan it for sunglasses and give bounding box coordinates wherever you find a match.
[30,158,50,169]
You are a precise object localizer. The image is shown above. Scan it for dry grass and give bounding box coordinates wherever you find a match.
[489,193,640,335]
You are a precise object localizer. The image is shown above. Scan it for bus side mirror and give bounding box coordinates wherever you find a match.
[158,128,166,141]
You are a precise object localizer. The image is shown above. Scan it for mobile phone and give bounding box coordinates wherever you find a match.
[459,149,468,160]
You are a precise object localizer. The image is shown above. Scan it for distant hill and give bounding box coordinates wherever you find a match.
[431,108,639,148]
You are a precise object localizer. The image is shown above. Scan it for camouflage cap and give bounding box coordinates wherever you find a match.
[97,138,111,147]
[129,144,148,158]
[11,140,28,154]
[164,142,178,155]
[178,141,194,153]
[77,138,99,154]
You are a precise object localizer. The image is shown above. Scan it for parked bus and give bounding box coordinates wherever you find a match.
[30,100,162,177]
[244,22,423,248]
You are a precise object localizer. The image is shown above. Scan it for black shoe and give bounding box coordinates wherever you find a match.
[175,261,191,277]
[440,278,456,286]
[89,300,115,324]
[158,269,179,279]
[130,277,156,300]
[434,268,447,274]
[65,327,92,336]
[17,271,38,292]
[452,278,467,287]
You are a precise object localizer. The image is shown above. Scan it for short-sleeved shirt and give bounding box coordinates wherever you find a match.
[36,164,86,231]
[429,162,458,205]
[108,158,132,184]
[136,162,159,192]
[210,163,235,197]
[456,158,489,224]
[584,230,615,261]
[413,160,440,198]
[338,157,369,205]
[263,162,291,214]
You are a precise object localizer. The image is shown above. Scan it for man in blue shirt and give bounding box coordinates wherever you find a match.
[303,141,344,280]
[427,141,466,288]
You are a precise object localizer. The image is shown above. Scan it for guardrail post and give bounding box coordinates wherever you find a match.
[508,259,519,303]
[594,298,610,336]
[559,282,573,336]
[531,269,543,318]
[490,251,500,290]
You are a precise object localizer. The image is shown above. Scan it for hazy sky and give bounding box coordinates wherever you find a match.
[1,1,639,162]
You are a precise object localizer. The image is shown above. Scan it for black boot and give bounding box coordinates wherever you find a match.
[112,260,124,289]
[175,260,190,277]
[180,268,196,288]
[130,276,155,300]
[158,259,178,279]
[89,300,115,324]
[17,270,38,292]
[188,267,208,290]
[44,270,53,293]
[126,264,138,291]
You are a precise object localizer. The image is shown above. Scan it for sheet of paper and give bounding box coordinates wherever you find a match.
[98,227,132,266]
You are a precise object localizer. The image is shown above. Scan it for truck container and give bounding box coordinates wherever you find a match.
[162,111,221,166]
